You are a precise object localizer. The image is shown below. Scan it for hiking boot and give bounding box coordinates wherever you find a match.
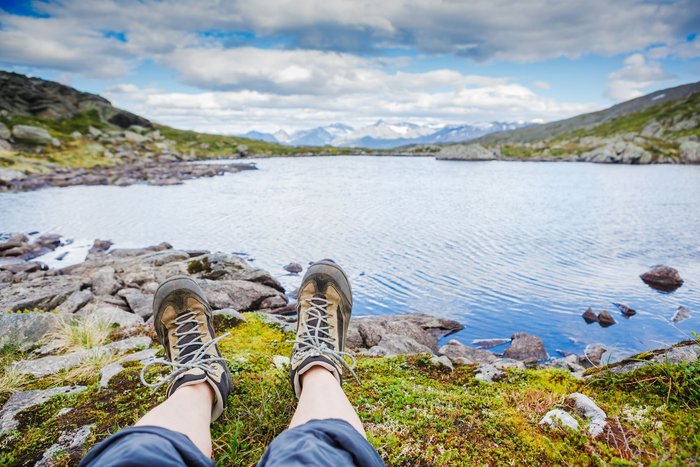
[290,259,356,398]
[141,275,231,421]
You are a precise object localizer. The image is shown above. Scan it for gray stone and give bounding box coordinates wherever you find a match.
[597,310,616,327]
[471,338,510,349]
[123,130,148,144]
[583,344,608,366]
[201,279,286,311]
[0,274,83,312]
[605,342,700,376]
[474,364,505,382]
[77,303,144,327]
[0,139,13,156]
[99,348,158,388]
[543,354,585,372]
[680,140,700,163]
[91,267,120,295]
[0,121,10,139]
[283,262,303,274]
[360,335,434,357]
[35,424,93,466]
[439,340,497,365]
[540,409,579,431]
[567,392,607,436]
[117,289,153,320]
[272,355,289,370]
[12,125,53,145]
[9,336,151,377]
[55,289,93,314]
[70,130,82,139]
[258,313,296,333]
[0,386,87,435]
[429,355,454,371]
[0,168,26,183]
[143,250,191,267]
[672,305,692,323]
[503,332,548,363]
[437,143,498,161]
[88,126,103,138]
[213,308,247,325]
[0,312,59,349]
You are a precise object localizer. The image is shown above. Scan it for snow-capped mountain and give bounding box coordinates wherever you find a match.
[240,120,531,149]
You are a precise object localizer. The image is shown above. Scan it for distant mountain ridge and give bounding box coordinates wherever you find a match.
[241,120,531,149]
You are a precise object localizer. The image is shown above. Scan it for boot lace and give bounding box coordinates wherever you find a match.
[294,297,358,382]
[140,311,228,391]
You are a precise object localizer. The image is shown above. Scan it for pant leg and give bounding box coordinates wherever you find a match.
[258,419,385,467]
[78,426,214,467]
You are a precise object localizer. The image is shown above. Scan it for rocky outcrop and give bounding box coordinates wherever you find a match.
[436,143,499,161]
[0,386,87,436]
[640,265,684,292]
[0,312,59,350]
[503,333,548,363]
[11,125,54,145]
[589,340,700,376]
[580,139,652,164]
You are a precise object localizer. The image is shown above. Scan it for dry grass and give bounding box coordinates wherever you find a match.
[0,366,29,396]
[46,314,112,352]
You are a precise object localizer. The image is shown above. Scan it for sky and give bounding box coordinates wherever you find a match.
[0,0,699,134]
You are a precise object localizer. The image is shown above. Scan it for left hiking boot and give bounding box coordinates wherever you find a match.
[289,259,357,398]
[141,275,231,421]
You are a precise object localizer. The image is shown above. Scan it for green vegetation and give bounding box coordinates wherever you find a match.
[1,315,697,465]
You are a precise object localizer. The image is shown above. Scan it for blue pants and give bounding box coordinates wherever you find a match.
[79,419,385,466]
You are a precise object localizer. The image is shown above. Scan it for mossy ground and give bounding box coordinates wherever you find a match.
[0,315,698,466]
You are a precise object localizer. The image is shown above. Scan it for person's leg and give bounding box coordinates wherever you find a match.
[135,382,214,455]
[289,366,366,437]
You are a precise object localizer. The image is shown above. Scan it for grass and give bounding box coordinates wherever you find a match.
[46,314,113,352]
[0,314,698,465]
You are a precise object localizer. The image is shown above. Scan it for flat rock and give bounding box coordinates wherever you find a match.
[603,342,700,376]
[0,386,87,435]
[55,289,93,314]
[567,392,606,436]
[201,279,286,311]
[118,289,153,320]
[9,336,151,377]
[503,332,548,363]
[213,308,247,325]
[0,311,59,349]
[439,340,497,365]
[471,338,510,349]
[360,335,434,357]
[12,124,53,145]
[35,424,93,466]
[540,409,579,431]
[91,266,121,296]
[0,274,83,312]
[99,348,158,388]
[76,303,144,327]
[640,265,684,292]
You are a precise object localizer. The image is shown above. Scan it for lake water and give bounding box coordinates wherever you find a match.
[1,156,699,360]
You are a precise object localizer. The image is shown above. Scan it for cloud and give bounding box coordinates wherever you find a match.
[604,53,675,101]
[533,81,551,90]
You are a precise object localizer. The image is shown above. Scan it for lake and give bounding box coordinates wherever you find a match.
[1,156,699,360]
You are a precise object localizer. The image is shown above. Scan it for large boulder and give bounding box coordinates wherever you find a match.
[0,274,83,311]
[503,332,548,363]
[0,312,59,349]
[0,168,26,184]
[11,125,53,145]
[0,122,10,140]
[439,339,497,365]
[680,140,700,163]
[200,279,287,311]
[640,265,684,292]
[347,313,463,356]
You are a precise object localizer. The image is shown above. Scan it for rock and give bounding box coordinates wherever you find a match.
[640,265,684,292]
[471,338,510,349]
[567,393,607,436]
[272,355,289,370]
[123,130,148,144]
[439,340,497,365]
[88,126,103,138]
[11,125,53,145]
[0,168,26,184]
[0,261,46,274]
[259,295,289,310]
[201,279,287,311]
[347,313,463,356]
[0,139,14,156]
[0,121,10,139]
[0,274,83,311]
[680,140,700,163]
[128,125,147,134]
[8,336,151,377]
[99,348,158,388]
[0,312,59,349]
[672,305,692,324]
[283,262,303,274]
[540,409,579,431]
[583,344,608,366]
[35,423,93,466]
[597,310,616,327]
[55,289,93,314]
[503,333,548,363]
[88,239,113,254]
[581,139,652,164]
[603,341,700,376]
[0,386,87,435]
[474,364,506,382]
[76,303,144,327]
[429,355,454,371]
[213,308,247,325]
[91,266,121,295]
[144,250,191,267]
[117,289,154,320]
[258,313,296,333]
[612,302,636,317]
[543,354,585,372]
[582,307,598,323]
[437,143,498,161]
[70,130,82,139]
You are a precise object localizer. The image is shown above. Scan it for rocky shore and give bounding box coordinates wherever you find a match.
[0,235,698,465]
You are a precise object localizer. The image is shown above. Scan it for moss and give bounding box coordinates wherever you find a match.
[187,256,211,275]
[1,315,698,465]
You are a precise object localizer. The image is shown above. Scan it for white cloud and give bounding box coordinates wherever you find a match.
[604,53,675,101]
[533,80,551,90]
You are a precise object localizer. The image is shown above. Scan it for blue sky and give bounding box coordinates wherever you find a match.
[0,0,699,133]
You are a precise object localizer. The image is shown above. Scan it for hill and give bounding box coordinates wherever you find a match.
[0,71,360,189]
[415,81,700,164]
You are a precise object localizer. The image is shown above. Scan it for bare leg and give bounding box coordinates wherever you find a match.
[135,383,214,456]
[289,366,366,438]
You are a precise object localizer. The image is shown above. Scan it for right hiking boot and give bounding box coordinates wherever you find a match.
[290,259,356,398]
[141,275,232,421]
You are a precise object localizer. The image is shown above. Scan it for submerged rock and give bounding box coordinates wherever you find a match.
[640,265,684,292]
[597,310,616,327]
[283,262,303,274]
[672,305,692,324]
[581,307,598,323]
[612,302,636,317]
[503,332,548,363]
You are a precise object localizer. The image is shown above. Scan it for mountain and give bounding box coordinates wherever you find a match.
[240,120,530,149]
[424,81,700,164]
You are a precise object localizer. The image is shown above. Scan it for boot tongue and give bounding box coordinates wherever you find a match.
[306,294,330,340]
[177,321,203,364]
